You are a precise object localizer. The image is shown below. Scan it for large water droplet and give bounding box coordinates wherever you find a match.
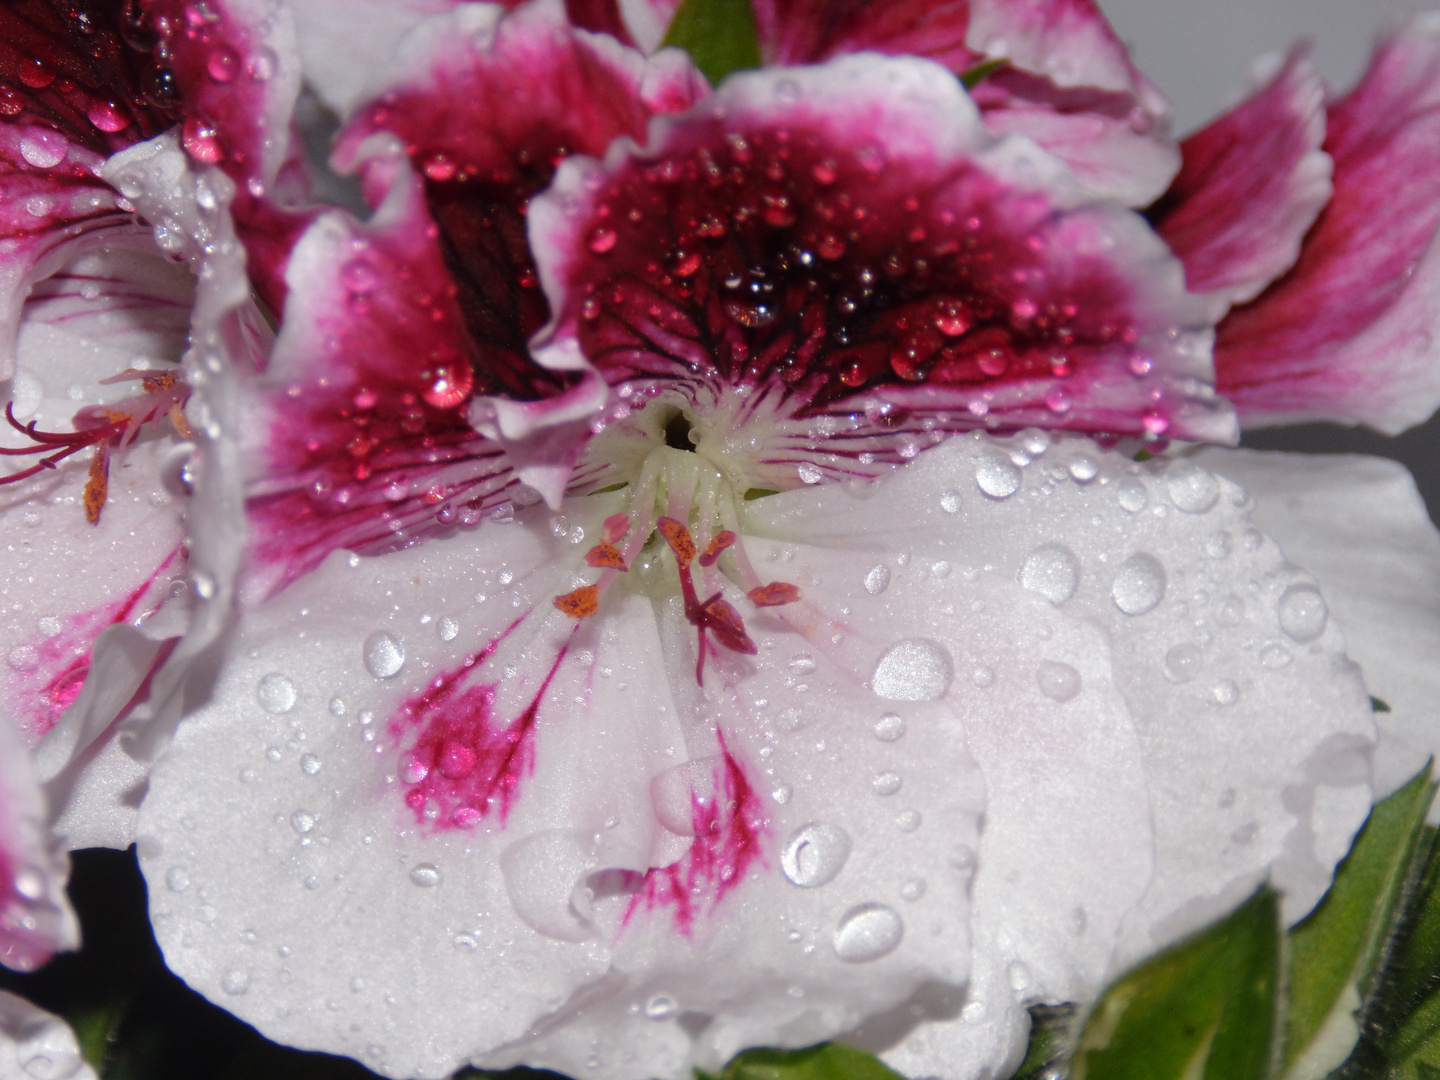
[873,639,952,701]
[7,645,39,673]
[256,672,297,713]
[409,863,441,887]
[833,903,904,963]
[939,490,962,513]
[974,453,1022,499]
[864,564,891,595]
[364,631,405,678]
[300,753,322,776]
[165,866,190,893]
[1018,544,1079,604]
[1277,584,1328,642]
[1035,661,1082,701]
[1166,462,1220,513]
[781,823,852,888]
[18,128,66,169]
[500,830,595,942]
[1111,554,1166,615]
[1116,478,1148,513]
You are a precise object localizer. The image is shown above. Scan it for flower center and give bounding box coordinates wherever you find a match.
[553,396,800,683]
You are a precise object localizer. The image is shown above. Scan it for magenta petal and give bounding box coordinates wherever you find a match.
[528,56,1230,483]
[1216,17,1440,433]
[242,163,517,598]
[1153,50,1332,315]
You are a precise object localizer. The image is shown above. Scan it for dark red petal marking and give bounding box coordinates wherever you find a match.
[698,529,735,566]
[244,175,518,597]
[389,615,563,830]
[753,0,979,71]
[1214,20,1440,433]
[747,581,799,606]
[5,544,181,741]
[533,59,1225,478]
[333,0,706,403]
[624,733,767,936]
[1152,50,1330,309]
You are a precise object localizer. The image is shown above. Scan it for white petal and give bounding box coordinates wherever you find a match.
[0,991,95,1080]
[1194,447,1440,814]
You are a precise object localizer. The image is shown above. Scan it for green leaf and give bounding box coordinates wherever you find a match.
[661,0,761,86]
[1285,767,1438,1076]
[701,1043,904,1080]
[958,58,1007,90]
[1070,888,1280,1080]
[1015,1004,1078,1079]
[1373,697,1394,713]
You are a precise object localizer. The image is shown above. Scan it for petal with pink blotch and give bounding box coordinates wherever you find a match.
[1152,50,1332,317]
[1215,17,1440,433]
[523,56,1230,494]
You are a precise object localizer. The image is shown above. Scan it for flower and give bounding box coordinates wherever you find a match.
[6,2,1440,1080]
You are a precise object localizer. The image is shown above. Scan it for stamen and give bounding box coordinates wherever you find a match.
[602,513,631,544]
[748,582,801,607]
[584,542,628,570]
[83,443,110,525]
[698,531,736,567]
[553,585,600,618]
[656,516,696,569]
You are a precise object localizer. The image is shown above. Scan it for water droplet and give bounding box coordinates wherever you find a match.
[1166,462,1220,513]
[438,616,459,642]
[1068,454,1098,482]
[972,666,996,688]
[974,453,1022,498]
[1216,595,1245,626]
[221,969,251,995]
[256,672,297,713]
[290,810,316,834]
[833,903,904,963]
[364,631,405,678]
[1257,643,1291,670]
[165,866,190,893]
[873,713,906,741]
[409,863,441,887]
[797,461,824,485]
[18,128,66,168]
[1035,661,1082,701]
[1211,679,1240,706]
[206,46,239,82]
[895,809,921,833]
[872,772,902,796]
[300,753,322,776]
[646,995,679,1020]
[1165,642,1203,683]
[1205,532,1232,559]
[790,653,817,676]
[588,225,617,253]
[328,697,347,717]
[873,639,953,701]
[399,753,429,785]
[1116,478,1148,513]
[181,115,224,163]
[864,564,891,595]
[1009,961,1032,991]
[781,823,852,887]
[900,878,926,901]
[7,645,39,673]
[87,99,131,132]
[1111,553,1166,615]
[1277,584,1328,642]
[939,490,962,513]
[1018,544,1079,605]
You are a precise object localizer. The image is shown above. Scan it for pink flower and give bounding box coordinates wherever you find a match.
[6,3,1440,1080]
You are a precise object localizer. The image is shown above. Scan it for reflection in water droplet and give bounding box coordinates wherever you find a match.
[833,903,904,963]
[1035,661,1082,702]
[1165,642,1203,683]
[256,672,297,713]
[1018,544,1080,604]
[1277,585,1328,642]
[1068,455,1098,482]
[864,564,891,595]
[873,639,953,701]
[364,631,405,678]
[1111,554,1166,615]
[974,453,1022,499]
[409,863,441,887]
[1166,462,1220,513]
[873,713,906,742]
[646,995,678,1020]
[781,823,852,888]
[1116,478,1148,513]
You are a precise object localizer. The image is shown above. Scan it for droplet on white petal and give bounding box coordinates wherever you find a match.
[1018,544,1080,605]
[872,639,952,701]
[256,673,297,713]
[832,903,904,963]
[780,823,852,888]
[363,631,405,678]
[1111,554,1166,615]
[1277,585,1328,642]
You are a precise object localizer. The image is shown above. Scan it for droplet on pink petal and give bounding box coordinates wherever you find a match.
[86,100,131,133]
[589,226,618,254]
[182,116,224,164]
[206,47,239,82]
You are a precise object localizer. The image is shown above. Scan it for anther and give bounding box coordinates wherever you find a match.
[748,582,801,607]
[554,585,600,618]
[584,542,627,570]
[698,531,736,567]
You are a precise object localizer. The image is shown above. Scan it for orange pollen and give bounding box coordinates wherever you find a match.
[83,445,110,525]
[141,372,178,394]
[698,530,737,567]
[584,541,628,570]
[553,585,601,618]
[656,516,696,569]
[748,582,802,607]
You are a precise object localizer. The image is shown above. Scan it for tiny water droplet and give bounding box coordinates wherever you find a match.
[1277,584,1327,642]
[1259,643,1292,669]
[864,564,891,595]
[873,713,906,741]
[1116,478,1148,513]
[789,653,817,676]
[899,878,926,901]
[895,809,921,833]
[221,969,251,995]
[1166,462,1220,513]
[328,697,347,717]
[409,863,441,887]
[290,810,316,834]
[256,672,297,713]
[871,772,902,796]
[781,823,852,888]
[646,994,679,1020]
[165,866,190,893]
[1111,553,1166,615]
[1211,679,1240,706]
[833,903,904,963]
[939,490,961,513]
[300,753,322,776]
[1165,642,1203,683]
[364,631,405,678]
[438,616,459,642]
[1035,661,1082,701]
